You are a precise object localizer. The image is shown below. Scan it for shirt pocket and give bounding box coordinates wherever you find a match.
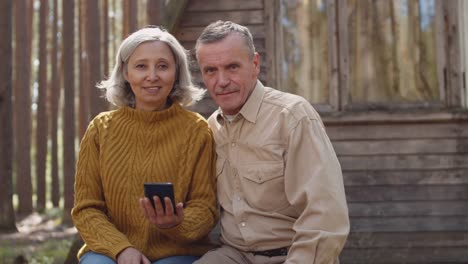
[239,161,290,212]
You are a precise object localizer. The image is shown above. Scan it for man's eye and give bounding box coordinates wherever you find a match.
[205,68,215,74]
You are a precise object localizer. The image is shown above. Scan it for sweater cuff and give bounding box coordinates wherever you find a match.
[157,223,184,239]
[109,241,134,260]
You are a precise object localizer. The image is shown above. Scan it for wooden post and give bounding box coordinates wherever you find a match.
[444,0,463,107]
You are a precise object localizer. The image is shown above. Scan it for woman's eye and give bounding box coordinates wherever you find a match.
[136,64,146,69]
[158,64,168,70]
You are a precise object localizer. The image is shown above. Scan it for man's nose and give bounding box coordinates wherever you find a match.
[218,71,230,87]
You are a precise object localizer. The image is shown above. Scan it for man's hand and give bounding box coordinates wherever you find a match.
[117,247,150,264]
[139,196,184,229]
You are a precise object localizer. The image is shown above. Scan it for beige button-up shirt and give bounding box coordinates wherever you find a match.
[208,81,350,264]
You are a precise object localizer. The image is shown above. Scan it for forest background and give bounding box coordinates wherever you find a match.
[1,0,172,263]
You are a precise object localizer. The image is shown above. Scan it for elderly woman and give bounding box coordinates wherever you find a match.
[71,26,218,264]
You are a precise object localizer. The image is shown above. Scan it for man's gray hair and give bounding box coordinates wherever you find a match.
[98,26,204,108]
[195,20,256,60]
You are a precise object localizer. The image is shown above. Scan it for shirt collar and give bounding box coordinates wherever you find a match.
[215,80,265,125]
[239,80,264,123]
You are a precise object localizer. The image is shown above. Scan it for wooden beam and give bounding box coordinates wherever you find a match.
[435,0,447,103]
[350,216,468,232]
[339,154,468,171]
[349,201,468,217]
[346,185,468,202]
[444,0,464,107]
[343,169,468,186]
[322,110,468,125]
[186,0,263,11]
[179,10,263,27]
[341,246,468,263]
[338,0,349,109]
[327,0,339,110]
[164,0,188,32]
[345,231,468,248]
[264,0,277,87]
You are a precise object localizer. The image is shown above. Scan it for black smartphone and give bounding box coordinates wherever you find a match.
[144,182,176,213]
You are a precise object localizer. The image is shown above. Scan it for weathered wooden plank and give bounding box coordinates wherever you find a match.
[322,111,468,125]
[350,216,468,232]
[346,185,468,202]
[340,247,468,263]
[180,10,264,27]
[263,0,279,89]
[444,0,464,107]
[327,0,339,111]
[164,0,188,32]
[343,169,468,186]
[181,39,266,52]
[349,201,468,217]
[339,154,468,170]
[186,0,263,11]
[326,123,468,140]
[344,231,468,248]
[337,0,349,110]
[333,139,468,155]
[435,0,447,102]
[176,25,266,41]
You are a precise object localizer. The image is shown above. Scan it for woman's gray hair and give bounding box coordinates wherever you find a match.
[195,20,256,60]
[98,26,204,107]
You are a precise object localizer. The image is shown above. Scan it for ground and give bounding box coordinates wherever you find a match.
[0,209,77,264]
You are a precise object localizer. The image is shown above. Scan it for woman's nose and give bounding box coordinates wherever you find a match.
[147,68,159,81]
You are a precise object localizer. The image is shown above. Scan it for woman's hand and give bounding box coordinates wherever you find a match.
[139,196,184,229]
[117,247,150,264]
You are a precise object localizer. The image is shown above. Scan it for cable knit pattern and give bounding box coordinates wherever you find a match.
[71,103,218,261]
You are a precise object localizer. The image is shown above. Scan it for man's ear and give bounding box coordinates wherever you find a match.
[253,52,260,75]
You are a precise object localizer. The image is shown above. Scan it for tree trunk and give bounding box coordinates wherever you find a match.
[0,0,17,233]
[102,0,109,77]
[14,0,33,216]
[85,0,105,119]
[62,0,76,225]
[79,0,90,139]
[50,0,61,207]
[123,0,138,38]
[36,0,49,213]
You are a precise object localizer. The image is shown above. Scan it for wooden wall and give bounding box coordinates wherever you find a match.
[175,1,468,263]
[324,113,468,263]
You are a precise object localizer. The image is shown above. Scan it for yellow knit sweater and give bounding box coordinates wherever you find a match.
[71,103,218,261]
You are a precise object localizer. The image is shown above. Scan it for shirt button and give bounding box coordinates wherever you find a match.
[236,197,241,201]
[231,142,236,147]
[241,222,246,227]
